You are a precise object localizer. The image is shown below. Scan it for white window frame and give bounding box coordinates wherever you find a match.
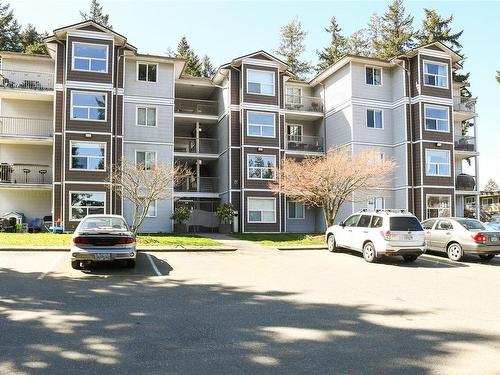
[72,42,108,74]
[483,198,494,206]
[247,111,276,138]
[286,124,303,143]
[247,154,276,181]
[365,65,383,86]
[285,86,302,104]
[424,104,449,132]
[69,191,106,221]
[136,61,159,83]
[135,150,157,171]
[425,149,451,177]
[247,197,276,223]
[136,106,158,127]
[367,197,385,210]
[423,60,449,89]
[287,201,305,219]
[246,68,275,96]
[426,194,451,219]
[69,141,107,172]
[366,109,383,129]
[70,91,107,122]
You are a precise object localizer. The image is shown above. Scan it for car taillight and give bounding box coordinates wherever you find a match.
[116,237,135,245]
[73,236,91,244]
[380,230,391,241]
[472,233,487,243]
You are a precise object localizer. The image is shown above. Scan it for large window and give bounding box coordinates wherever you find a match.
[426,149,450,176]
[70,192,105,220]
[137,107,157,127]
[427,195,451,218]
[248,197,276,223]
[72,42,108,73]
[288,201,305,219]
[425,105,449,132]
[138,63,157,82]
[71,142,105,171]
[248,154,276,180]
[365,66,382,86]
[247,111,275,137]
[367,109,383,129]
[286,87,302,104]
[71,92,106,121]
[136,151,156,170]
[423,61,448,88]
[247,69,274,95]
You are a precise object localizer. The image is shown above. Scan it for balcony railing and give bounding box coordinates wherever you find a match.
[0,163,51,185]
[175,176,219,193]
[174,137,218,154]
[454,136,476,152]
[0,69,54,91]
[0,116,53,138]
[456,173,476,191]
[453,96,476,113]
[286,135,324,152]
[285,95,324,113]
[174,98,218,116]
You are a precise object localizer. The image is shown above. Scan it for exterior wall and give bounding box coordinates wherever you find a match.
[124,60,175,97]
[0,56,53,73]
[0,99,53,119]
[0,189,52,221]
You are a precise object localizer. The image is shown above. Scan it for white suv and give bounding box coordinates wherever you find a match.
[325,209,426,263]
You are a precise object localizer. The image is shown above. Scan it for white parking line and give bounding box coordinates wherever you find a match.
[146,253,162,276]
[37,253,64,280]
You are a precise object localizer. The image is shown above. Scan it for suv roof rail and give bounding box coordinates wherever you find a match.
[357,208,411,215]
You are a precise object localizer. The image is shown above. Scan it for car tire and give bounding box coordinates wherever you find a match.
[402,255,418,262]
[447,243,463,262]
[71,260,80,270]
[327,234,337,252]
[478,254,495,261]
[362,242,377,263]
[126,259,136,268]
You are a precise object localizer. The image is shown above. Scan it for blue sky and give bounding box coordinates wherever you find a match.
[9,0,500,188]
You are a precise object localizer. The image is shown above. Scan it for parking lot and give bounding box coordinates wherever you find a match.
[1,248,500,374]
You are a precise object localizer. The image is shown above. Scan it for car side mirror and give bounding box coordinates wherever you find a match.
[340,223,346,228]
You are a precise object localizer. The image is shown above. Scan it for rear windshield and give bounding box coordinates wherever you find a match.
[390,217,423,231]
[81,217,128,231]
[456,219,486,231]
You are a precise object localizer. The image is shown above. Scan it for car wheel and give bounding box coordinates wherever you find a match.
[447,243,463,261]
[478,254,495,261]
[71,260,81,270]
[362,242,376,263]
[126,259,136,268]
[402,255,418,262]
[327,234,337,252]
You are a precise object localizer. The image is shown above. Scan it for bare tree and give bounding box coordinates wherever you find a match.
[109,159,191,235]
[270,147,396,227]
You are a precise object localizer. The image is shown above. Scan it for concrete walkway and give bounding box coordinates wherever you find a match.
[198,232,275,253]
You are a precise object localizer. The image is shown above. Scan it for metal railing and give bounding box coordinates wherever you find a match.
[456,173,476,191]
[0,116,53,138]
[0,69,54,91]
[453,96,476,113]
[175,176,219,193]
[284,94,324,113]
[454,136,476,152]
[174,137,218,154]
[286,134,324,152]
[0,163,52,185]
[174,98,218,116]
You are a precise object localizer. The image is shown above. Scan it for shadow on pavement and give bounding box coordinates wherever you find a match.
[425,250,500,266]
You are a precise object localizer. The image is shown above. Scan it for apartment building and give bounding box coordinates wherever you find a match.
[0,20,479,233]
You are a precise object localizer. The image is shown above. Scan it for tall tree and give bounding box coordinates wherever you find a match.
[373,0,415,59]
[346,29,371,56]
[177,36,201,77]
[276,17,312,79]
[316,16,347,71]
[417,9,463,51]
[366,13,381,57]
[0,1,21,52]
[496,70,500,84]
[200,54,216,78]
[484,178,500,192]
[80,0,112,29]
[19,23,48,54]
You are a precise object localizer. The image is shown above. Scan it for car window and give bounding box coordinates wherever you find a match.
[81,217,128,231]
[390,217,423,231]
[456,219,486,231]
[370,216,383,228]
[343,215,360,227]
[436,220,453,231]
[422,219,436,230]
[357,215,371,227]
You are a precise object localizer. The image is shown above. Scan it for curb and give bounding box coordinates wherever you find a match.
[0,246,237,252]
[277,245,327,251]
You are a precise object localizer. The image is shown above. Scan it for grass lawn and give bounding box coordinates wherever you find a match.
[0,233,220,247]
[230,233,325,247]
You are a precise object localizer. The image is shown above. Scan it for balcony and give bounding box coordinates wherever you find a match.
[0,117,53,143]
[456,173,477,193]
[0,163,52,187]
[453,96,477,121]
[174,98,218,119]
[285,135,324,153]
[285,95,323,114]
[174,137,218,157]
[175,176,218,193]
[454,136,477,158]
[0,69,54,92]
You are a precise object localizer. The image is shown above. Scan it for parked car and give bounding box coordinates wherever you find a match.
[421,217,500,261]
[71,215,136,269]
[485,214,500,231]
[325,209,426,263]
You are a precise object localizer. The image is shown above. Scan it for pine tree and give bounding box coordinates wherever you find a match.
[201,55,216,78]
[366,13,381,57]
[19,23,48,54]
[177,36,201,77]
[316,16,347,71]
[418,9,463,51]
[484,178,500,192]
[0,1,21,52]
[496,70,500,84]
[80,0,112,29]
[346,29,371,56]
[373,0,415,59]
[276,17,312,80]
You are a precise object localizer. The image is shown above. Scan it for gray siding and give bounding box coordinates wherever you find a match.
[124,60,174,98]
[123,102,174,142]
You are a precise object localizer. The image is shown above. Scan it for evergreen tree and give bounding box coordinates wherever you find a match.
[373,0,415,59]
[177,36,201,77]
[80,0,112,29]
[0,1,21,52]
[418,9,463,51]
[496,70,500,84]
[19,23,48,54]
[484,178,500,192]
[200,55,216,78]
[316,16,347,71]
[346,29,371,56]
[366,13,381,57]
[276,17,312,79]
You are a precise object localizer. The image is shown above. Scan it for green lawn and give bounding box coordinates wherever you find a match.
[0,233,220,247]
[230,233,325,246]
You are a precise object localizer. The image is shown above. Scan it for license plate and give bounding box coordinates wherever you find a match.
[95,253,111,261]
[491,237,498,242]
[403,235,413,241]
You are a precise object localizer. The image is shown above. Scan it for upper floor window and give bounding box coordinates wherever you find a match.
[366,109,383,129]
[72,42,108,73]
[247,69,274,96]
[425,105,449,132]
[247,111,275,137]
[367,197,384,210]
[71,91,106,121]
[138,63,157,82]
[137,107,157,127]
[286,87,302,104]
[287,124,303,142]
[423,61,448,88]
[136,151,156,171]
[426,149,450,176]
[248,154,276,180]
[365,66,382,86]
[71,141,105,171]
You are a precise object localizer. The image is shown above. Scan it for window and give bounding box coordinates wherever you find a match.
[426,150,450,176]
[365,66,382,86]
[248,198,276,223]
[370,216,383,228]
[343,215,360,227]
[390,217,423,231]
[247,111,275,137]
[72,42,108,73]
[248,154,276,180]
[136,151,156,170]
[436,220,453,230]
[71,92,106,121]
[286,87,302,104]
[367,109,383,129]
[425,105,449,132]
[421,219,436,230]
[71,142,105,171]
[139,199,157,217]
[247,69,274,95]
[423,61,448,88]
[137,107,156,127]
[70,192,105,220]
[138,63,157,82]
[427,195,451,218]
[483,198,494,206]
[357,215,372,227]
[287,124,303,142]
[367,197,384,210]
[288,201,305,219]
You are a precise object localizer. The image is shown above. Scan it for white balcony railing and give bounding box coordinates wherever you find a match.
[174,98,218,116]
[0,116,53,138]
[0,163,52,185]
[286,134,324,152]
[0,69,54,91]
[285,95,324,113]
[453,96,476,113]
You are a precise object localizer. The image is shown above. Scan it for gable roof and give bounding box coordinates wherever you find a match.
[219,50,289,70]
[392,41,462,63]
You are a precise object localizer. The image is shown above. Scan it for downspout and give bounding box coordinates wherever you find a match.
[114,44,126,215]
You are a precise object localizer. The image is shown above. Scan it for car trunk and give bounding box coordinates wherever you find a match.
[76,232,135,247]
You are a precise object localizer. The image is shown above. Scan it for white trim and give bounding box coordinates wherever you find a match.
[66,81,113,90]
[136,61,159,83]
[246,68,275,97]
[69,140,107,172]
[246,111,276,138]
[123,140,173,145]
[366,108,384,129]
[71,41,108,74]
[422,59,449,89]
[364,65,383,86]
[67,30,114,41]
[423,103,450,133]
[65,130,112,135]
[69,190,106,221]
[135,105,158,127]
[70,90,107,122]
[247,196,277,223]
[241,103,281,111]
[419,49,454,60]
[242,57,280,68]
[425,149,451,177]
[123,95,173,105]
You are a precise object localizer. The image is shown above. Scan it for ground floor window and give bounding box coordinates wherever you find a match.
[426,195,451,219]
[248,197,276,223]
[288,201,305,219]
[367,197,384,210]
[139,199,157,217]
[70,192,105,220]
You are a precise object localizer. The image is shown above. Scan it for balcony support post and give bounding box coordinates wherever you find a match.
[196,159,201,192]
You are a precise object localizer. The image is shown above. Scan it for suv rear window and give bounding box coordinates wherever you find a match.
[390,217,423,231]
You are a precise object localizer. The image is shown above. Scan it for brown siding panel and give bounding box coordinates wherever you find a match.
[231,148,241,189]
[55,91,64,133]
[53,184,62,224]
[66,36,113,84]
[230,110,240,146]
[242,64,279,106]
[231,192,241,232]
[411,103,420,141]
[409,56,419,98]
[114,94,123,136]
[230,68,240,105]
[53,134,63,182]
[56,42,66,84]
[414,187,422,220]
